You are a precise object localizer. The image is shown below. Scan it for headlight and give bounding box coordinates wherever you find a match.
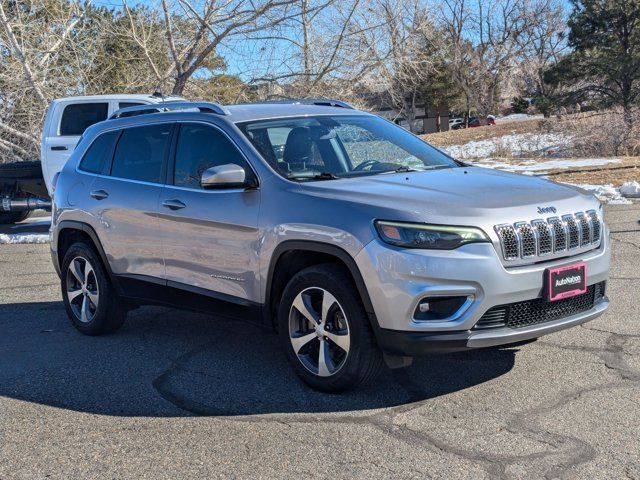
[375,221,490,250]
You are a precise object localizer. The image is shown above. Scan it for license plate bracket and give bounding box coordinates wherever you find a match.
[546,262,587,302]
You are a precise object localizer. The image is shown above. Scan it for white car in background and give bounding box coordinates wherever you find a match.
[0,94,184,224]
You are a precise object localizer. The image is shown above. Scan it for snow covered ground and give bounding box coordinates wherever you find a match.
[441,133,639,204]
[441,132,568,159]
[0,233,49,244]
[471,158,621,174]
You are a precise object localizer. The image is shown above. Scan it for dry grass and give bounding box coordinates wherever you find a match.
[543,158,640,186]
[422,118,548,147]
[422,112,640,186]
[474,156,640,186]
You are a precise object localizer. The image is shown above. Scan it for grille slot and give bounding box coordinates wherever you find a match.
[495,225,519,260]
[588,210,601,243]
[576,212,591,245]
[474,282,605,330]
[533,220,552,255]
[495,211,602,261]
[564,215,580,249]
[516,222,536,257]
[549,217,566,251]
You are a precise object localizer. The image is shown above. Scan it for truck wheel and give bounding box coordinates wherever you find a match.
[61,242,126,335]
[278,264,383,392]
[0,211,30,224]
[0,161,42,179]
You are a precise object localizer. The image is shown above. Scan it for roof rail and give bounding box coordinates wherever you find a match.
[109,101,229,120]
[256,98,354,109]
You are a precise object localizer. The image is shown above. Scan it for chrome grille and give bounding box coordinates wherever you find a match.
[495,210,602,262]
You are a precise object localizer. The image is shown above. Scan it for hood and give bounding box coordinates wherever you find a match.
[299,167,601,226]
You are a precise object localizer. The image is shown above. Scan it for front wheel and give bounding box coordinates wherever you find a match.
[278,264,383,392]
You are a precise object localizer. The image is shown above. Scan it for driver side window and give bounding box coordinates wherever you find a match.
[174,124,250,189]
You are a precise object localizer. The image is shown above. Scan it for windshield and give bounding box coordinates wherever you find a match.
[237,115,459,181]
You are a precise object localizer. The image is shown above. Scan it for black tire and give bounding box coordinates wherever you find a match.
[0,161,42,179]
[60,242,126,335]
[278,264,383,392]
[0,210,30,224]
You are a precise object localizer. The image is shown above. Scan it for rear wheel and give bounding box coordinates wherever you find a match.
[278,264,382,392]
[61,242,126,335]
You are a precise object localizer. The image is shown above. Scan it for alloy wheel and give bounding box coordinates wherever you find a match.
[66,256,99,323]
[288,287,350,377]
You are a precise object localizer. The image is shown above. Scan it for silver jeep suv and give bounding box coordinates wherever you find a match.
[50,100,611,392]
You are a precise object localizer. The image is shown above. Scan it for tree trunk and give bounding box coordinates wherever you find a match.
[172,75,187,96]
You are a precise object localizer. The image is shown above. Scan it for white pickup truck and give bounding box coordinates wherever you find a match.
[0,93,183,224]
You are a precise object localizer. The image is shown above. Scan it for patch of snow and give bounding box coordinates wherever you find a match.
[472,157,621,172]
[442,133,568,159]
[496,113,534,122]
[568,184,632,205]
[620,181,640,198]
[0,233,49,244]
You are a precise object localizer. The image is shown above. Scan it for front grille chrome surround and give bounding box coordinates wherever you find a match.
[495,211,602,262]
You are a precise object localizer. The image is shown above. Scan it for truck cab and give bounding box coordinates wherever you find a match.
[41,94,184,195]
[1,93,183,224]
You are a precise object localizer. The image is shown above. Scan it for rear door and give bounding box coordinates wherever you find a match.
[157,122,261,302]
[89,122,174,280]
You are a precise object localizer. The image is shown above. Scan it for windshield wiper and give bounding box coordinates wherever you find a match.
[288,172,340,181]
[392,166,420,173]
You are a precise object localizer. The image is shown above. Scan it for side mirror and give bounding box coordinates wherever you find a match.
[201,164,249,189]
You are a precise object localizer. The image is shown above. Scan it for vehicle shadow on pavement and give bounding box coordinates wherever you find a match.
[0,301,517,417]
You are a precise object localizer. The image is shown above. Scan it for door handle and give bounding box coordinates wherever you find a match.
[51,145,68,151]
[162,199,186,210]
[90,189,109,200]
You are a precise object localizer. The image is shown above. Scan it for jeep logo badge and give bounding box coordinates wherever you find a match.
[537,206,557,214]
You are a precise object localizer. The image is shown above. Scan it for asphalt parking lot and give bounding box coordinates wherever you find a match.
[0,204,639,479]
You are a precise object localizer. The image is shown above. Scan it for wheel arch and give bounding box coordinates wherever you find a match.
[55,221,122,294]
[265,240,379,332]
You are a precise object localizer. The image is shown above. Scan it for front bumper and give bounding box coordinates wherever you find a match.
[355,228,611,333]
[376,295,609,355]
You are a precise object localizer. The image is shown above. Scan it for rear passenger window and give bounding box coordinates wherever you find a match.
[111,124,172,183]
[60,103,109,136]
[79,130,118,174]
[174,124,250,188]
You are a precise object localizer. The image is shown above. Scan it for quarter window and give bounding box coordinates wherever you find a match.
[111,123,172,183]
[174,124,250,189]
[60,103,109,136]
[119,102,145,109]
[78,130,118,174]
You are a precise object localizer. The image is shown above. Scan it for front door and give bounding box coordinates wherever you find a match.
[158,122,261,303]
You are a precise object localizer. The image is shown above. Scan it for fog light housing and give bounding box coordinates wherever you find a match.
[413,295,474,321]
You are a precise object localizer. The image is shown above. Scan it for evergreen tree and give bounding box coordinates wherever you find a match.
[547,0,640,129]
